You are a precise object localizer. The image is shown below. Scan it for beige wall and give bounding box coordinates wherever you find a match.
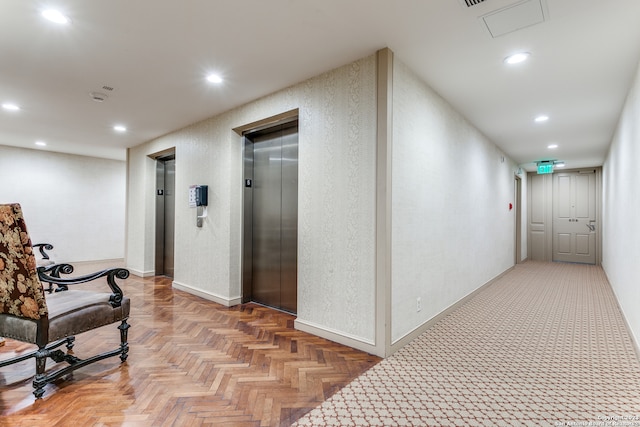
[390,58,523,343]
[126,49,528,357]
[602,58,640,348]
[126,55,379,348]
[0,145,126,263]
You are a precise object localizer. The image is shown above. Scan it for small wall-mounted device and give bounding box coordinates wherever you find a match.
[189,185,208,227]
[189,185,208,207]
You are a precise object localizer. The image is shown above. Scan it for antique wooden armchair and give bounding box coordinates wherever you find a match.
[0,203,131,398]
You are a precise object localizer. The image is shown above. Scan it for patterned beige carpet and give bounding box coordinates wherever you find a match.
[293,261,640,427]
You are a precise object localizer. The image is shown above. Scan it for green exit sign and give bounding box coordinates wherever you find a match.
[537,163,554,174]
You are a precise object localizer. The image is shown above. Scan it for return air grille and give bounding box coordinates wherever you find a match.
[462,0,487,7]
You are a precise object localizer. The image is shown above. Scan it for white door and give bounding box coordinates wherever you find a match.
[552,171,597,264]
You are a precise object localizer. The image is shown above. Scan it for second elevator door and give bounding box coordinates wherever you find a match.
[155,155,175,278]
[249,123,298,313]
[163,158,176,277]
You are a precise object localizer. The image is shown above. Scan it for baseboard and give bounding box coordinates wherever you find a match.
[172,281,242,307]
[601,268,640,360]
[294,318,382,357]
[389,265,516,354]
[127,268,156,278]
[297,266,517,359]
[618,304,640,360]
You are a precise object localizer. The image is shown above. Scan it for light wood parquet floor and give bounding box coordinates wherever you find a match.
[0,272,380,427]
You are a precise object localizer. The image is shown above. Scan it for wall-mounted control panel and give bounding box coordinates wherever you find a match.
[189,185,208,227]
[188,185,208,208]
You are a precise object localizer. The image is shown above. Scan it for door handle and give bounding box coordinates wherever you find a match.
[586,223,596,231]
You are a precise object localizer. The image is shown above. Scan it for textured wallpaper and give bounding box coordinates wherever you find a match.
[126,54,378,344]
[125,50,527,352]
[391,58,517,342]
[296,56,377,343]
[126,145,158,276]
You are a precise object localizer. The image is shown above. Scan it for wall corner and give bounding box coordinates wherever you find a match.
[376,47,394,357]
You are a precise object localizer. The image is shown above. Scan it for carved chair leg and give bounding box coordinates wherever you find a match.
[118,319,130,362]
[33,348,49,398]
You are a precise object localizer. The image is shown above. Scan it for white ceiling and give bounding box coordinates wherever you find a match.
[2,0,640,171]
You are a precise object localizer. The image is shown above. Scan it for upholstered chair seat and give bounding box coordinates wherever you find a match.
[0,290,130,344]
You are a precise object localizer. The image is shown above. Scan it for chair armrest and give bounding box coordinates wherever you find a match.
[32,243,54,260]
[38,263,75,293]
[38,263,75,276]
[38,268,130,308]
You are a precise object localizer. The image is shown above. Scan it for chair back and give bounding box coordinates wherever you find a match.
[0,203,47,319]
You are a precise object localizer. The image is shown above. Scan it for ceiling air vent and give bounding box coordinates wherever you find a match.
[89,91,108,102]
[461,0,487,7]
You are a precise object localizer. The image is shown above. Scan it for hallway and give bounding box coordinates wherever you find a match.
[1,261,639,426]
[295,261,640,426]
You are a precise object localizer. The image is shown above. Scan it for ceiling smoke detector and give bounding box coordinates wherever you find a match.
[89,91,108,102]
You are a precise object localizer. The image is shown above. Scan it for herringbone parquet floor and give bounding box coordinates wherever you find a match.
[0,272,380,427]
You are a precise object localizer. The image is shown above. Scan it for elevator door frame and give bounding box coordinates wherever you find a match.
[241,118,298,313]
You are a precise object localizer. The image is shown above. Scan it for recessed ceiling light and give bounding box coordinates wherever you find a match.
[42,9,70,24]
[535,115,549,123]
[114,125,127,132]
[206,74,223,84]
[2,103,20,111]
[555,161,565,168]
[504,52,530,65]
[548,144,558,149]
[35,141,47,147]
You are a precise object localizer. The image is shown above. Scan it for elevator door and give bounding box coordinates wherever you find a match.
[155,156,175,277]
[244,123,298,313]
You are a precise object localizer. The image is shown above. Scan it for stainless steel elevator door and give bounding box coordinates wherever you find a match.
[163,159,176,277]
[248,123,298,313]
[155,156,175,278]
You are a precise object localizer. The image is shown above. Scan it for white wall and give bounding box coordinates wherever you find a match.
[126,55,378,346]
[0,145,126,263]
[602,59,640,347]
[124,149,156,275]
[391,58,520,342]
